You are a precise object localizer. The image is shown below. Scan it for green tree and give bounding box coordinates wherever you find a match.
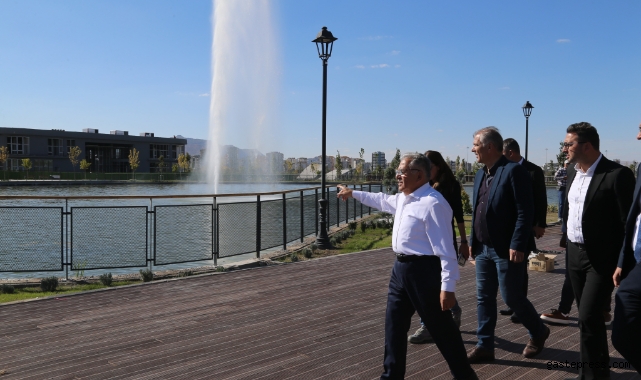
[630,161,639,178]
[472,161,483,173]
[129,148,140,181]
[335,150,343,180]
[172,163,179,176]
[383,148,401,194]
[0,146,8,180]
[461,186,473,214]
[356,148,365,181]
[556,141,567,166]
[309,162,317,180]
[68,146,81,180]
[157,155,166,173]
[79,159,91,179]
[21,158,32,180]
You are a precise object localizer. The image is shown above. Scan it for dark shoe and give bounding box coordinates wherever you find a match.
[467,346,495,363]
[541,309,571,325]
[510,313,521,323]
[523,325,550,358]
[499,308,514,316]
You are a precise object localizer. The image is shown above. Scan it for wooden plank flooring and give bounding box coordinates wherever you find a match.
[0,224,638,379]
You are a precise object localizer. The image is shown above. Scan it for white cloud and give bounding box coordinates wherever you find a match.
[390,50,401,55]
[437,129,444,132]
[557,39,571,43]
[355,65,365,69]
[498,86,510,90]
[394,64,401,68]
[198,93,210,97]
[371,64,390,69]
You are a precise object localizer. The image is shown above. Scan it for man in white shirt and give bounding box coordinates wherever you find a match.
[611,122,641,375]
[337,153,477,380]
[562,122,635,380]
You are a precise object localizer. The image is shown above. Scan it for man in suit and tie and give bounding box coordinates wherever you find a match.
[562,122,635,380]
[467,127,551,363]
[501,138,548,323]
[611,122,641,375]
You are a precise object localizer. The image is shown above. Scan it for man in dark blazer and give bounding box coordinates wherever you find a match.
[501,138,548,322]
[467,127,550,363]
[562,122,635,380]
[611,122,641,375]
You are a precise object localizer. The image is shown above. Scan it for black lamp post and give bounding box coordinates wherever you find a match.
[522,101,534,160]
[313,26,337,249]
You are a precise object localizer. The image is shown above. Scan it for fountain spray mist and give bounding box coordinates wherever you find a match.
[206,0,280,192]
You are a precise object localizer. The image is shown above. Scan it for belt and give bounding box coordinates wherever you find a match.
[395,253,436,262]
[570,241,586,250]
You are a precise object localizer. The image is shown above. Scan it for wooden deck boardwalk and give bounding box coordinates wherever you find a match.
[0,224,638,379]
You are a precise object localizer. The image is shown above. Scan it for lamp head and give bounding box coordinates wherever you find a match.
[312,26,337,61]
[522,101,534,118]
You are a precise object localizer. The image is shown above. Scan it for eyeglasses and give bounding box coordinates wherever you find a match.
[395,168,420,177]
[562,141,587,148]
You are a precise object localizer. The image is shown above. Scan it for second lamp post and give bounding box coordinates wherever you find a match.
[522,101,534,161]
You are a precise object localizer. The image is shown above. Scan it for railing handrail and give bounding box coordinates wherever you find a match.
[0,184,370,200]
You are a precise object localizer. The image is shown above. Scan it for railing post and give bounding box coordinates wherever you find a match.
[315,188,319,235]
[368,184,372,215]
[345,188,349,222]
[300,190,304,243]
[65,198,69,281]
[336,186,340,227]
[326,187,330,231]
[213,196,218,267]
[353,184,356,221]
[282,193,287,250]
[256,195,261,259]
[359,184,363,218]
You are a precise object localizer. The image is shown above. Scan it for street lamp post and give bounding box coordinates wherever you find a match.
[522,101,534,161]
[313,26,337,249]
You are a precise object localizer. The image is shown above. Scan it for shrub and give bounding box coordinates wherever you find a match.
[334,235,342,244]
[310,243,318,253]
[371,221,377,229]
[215,266,227,272]
[290,253,299,262]
[380,212,392,218]
[40,276,59,292]
[99,273,113,286]
[360,222,367,232]
[0,284,15,294]
[139,269,154,282]
[303,248,312,258]
[330,237,337,246]
[178,270,193,277]
[348,222,357,230]
[547,204,558,213]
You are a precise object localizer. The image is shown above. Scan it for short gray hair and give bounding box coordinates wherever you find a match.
[473,126,503,152]
[401,153,431,181]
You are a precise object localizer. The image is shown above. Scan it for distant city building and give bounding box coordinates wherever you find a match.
[372,151,386,171]
[0,127,186,173]
[266,151,284,173]
[296,157,308,173]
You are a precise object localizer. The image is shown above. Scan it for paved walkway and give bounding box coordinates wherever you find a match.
[0,224,637,379]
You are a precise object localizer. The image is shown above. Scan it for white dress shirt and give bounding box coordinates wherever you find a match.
[567,154,603,244]
[352,182,459,292]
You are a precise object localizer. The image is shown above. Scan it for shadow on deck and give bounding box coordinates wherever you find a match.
[0,224,637,379]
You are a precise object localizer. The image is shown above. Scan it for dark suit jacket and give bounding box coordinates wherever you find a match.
[563,156,636,275]
[522,160,548,229]
[470,155,534,259]
[617,163,641,278]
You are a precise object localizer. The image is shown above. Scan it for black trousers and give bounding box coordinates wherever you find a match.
[567,242,614,380]
[381,257,474,380]
[612,261,641,375]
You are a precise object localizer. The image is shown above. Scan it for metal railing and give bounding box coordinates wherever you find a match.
[0,184,382,275]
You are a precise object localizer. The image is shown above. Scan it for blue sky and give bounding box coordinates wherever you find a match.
[1,0,640,165]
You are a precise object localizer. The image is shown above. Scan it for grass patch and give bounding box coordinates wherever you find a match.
[339,227,392,253]
[0,280,138,304]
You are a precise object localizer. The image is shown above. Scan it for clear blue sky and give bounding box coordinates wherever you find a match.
[1,0,640,165]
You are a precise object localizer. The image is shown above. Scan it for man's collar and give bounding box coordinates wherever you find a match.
[574,153,603,175]
[407,182,432,199]
[485,155,506,175]
[518,157,524,165]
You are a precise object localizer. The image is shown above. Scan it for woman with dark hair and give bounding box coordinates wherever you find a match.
[408,150,470,344]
